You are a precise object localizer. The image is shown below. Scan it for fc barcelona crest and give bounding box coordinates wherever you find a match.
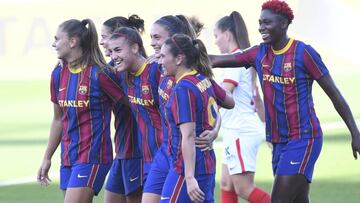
[166,80,173,89]
[79,85,88,95]
[283,62,292,72]
[142,85,150,94]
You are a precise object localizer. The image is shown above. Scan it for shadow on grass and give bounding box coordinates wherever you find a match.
[0,180,358,203]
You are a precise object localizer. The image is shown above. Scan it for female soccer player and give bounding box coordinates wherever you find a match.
[107,27,163,185]
[99,15,145,203]
[210,1,360,202]
[37,19,126,203]
[100,15,144,58]
[159,34,229,203]
[214,11,270,203]
[144,15,233,203]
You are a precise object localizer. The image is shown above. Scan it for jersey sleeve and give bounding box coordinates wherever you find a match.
[210,79,227,104]
[303,45,329,80]
[98,68,125,103]
[222,68,242,86]
[234,46,259,68]
[171,86,197,125]
[50,65,61,104]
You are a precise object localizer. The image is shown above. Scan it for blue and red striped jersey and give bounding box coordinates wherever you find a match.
[106,60,141,160]
[233,39,329,143]
[158,73,175,145]
[166,70,226,175]
[117,62,163,163]
[50,64,124,166]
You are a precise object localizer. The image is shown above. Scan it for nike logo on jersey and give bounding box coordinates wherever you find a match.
[130,176,139,182]
[59,88,66,92]
[77,174,88,178]
[290,161,300,165]
[160,197,170,200]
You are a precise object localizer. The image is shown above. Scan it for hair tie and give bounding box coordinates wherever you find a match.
[81,20,88,27]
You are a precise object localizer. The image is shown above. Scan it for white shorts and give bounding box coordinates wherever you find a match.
[221,126,265,175]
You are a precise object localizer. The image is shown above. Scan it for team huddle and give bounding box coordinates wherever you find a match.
[37,0,360,203]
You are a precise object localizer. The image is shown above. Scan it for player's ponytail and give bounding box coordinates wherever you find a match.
[216,11,250,50]
[193,39,213,79]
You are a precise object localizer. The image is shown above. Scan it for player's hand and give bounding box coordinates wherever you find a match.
[185,176,205,203]
[146,54,159,64]
[195,130,217,151]
[37,159,52,186]
[351,133,360,160]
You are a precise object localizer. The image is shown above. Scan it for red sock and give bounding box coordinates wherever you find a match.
[221,189,238,203]
[248,187,270,203]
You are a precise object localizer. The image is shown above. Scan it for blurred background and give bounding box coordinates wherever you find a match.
[0,0,359,202]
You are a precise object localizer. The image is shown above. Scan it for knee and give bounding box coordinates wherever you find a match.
[271,191,291,203]
[220,178,234,191]
[234,183,254,199]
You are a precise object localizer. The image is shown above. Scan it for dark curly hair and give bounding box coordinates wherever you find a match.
[262,0,294,24]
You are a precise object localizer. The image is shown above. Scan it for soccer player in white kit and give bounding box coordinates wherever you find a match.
[214,11,270,203]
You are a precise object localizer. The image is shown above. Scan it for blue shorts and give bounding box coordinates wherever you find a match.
[272,137,322,182]
[143,144,170,195]
[60,163,111,195]
[143,161,152,184]
[105,158,143,196]
[160,169,214,203]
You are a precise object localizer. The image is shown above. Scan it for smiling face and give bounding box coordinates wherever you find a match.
[159,44,178,76]
[108,37,137,71]
[52,28,72,61]
[258,9,287,45]
[150,23,171,56]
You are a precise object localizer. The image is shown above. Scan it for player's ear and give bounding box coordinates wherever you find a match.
[131,43,140,55]
[175,54,185,66]
[69,37,78,48]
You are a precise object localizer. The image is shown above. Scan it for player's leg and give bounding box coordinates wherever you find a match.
[271,137,322,203]
[64,187,95,203]
[220,128,238,203]
[230,136,270,203]
[142,145,170,203]
[220,164,237,203]
[65,163,111,203]
[104,159,126,203]
[271,174,308,203]
[104,190,126,203]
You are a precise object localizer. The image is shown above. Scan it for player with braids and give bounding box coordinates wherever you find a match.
[210,0,360,202]
[37,18,126,203]
[99,15,145,203]
[214,11,270,203]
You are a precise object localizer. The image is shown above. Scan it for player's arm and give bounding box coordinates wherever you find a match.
[37,104,62,186]
[180,122,205,203]
[195,115,222,151]
[317,74,360,159]
[209,46,257,68]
